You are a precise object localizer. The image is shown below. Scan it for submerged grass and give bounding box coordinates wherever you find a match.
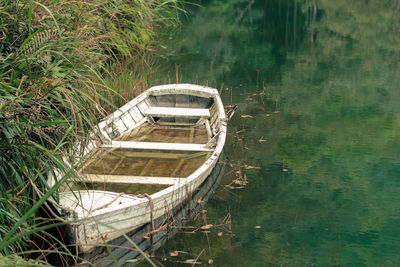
[0,0,182,264]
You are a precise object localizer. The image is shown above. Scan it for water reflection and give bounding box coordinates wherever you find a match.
[146,0,400,266]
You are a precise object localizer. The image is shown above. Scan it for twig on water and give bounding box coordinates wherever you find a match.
[191,248,205,267]
[225,104,238,121]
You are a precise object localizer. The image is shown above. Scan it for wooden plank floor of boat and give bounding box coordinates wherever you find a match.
[117,122,209,144]
[69,122,211,196]
[82,149,210,178]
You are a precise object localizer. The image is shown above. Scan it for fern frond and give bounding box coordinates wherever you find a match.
[18,29,61,57]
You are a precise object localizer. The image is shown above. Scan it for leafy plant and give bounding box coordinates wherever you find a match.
[0,0,183,263]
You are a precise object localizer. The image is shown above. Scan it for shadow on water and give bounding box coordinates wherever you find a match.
[144,0,400,266]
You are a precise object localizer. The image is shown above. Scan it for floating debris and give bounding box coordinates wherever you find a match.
[244,164,261,170]
[225,161,256,189]
[183,259,201,265]
[241,114,254,118]
[200,224,213,230]
[225,104,238,121]
[258,136,267,143]
[170,251,179,257]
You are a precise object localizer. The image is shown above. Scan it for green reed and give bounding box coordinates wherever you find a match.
[0,0,182,263]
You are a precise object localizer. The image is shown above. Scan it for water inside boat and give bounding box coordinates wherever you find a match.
[82,149,210,177]
[67,122,211,196]
[117,122,209,144]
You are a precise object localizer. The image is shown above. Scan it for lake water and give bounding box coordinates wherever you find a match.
[141,0,400,266]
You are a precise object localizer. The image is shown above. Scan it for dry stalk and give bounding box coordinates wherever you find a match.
[191,248,205,267]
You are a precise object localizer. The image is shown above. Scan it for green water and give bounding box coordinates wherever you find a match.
[144,0,400,266]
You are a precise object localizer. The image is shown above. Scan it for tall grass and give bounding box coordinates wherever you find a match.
[0,0,182,263]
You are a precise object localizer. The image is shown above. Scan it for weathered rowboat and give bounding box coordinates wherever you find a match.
[50,84,227,259]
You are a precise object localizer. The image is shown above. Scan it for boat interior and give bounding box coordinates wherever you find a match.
[61,92,223,197]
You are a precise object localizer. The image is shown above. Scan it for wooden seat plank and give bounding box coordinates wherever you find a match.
[101,141,213,152]
[143,107,210,118]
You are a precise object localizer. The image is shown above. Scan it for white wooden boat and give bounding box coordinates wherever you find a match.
[52,84,227,255]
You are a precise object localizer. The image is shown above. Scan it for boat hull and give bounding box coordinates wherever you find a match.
[52,84,227,259]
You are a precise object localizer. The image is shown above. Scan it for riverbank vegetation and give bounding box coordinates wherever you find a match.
[0,0,181,264]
